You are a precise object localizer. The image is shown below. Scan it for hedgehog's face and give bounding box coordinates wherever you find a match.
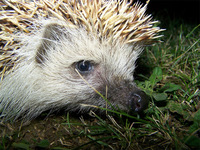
[36,23,149,113]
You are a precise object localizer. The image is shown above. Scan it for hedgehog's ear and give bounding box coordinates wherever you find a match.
[35,23,65,64]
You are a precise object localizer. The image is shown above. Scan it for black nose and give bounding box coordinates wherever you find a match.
[129,90,149,112]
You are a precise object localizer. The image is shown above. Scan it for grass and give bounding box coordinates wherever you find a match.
[0,20,200,149]
[136,20,200,149]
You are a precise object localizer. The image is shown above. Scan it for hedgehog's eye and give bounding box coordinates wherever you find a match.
[76,60,93,73]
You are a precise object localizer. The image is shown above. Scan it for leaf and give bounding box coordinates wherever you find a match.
[193,109,200,121]
[0,145,4,150]
[52,147,69,150]
[167,101,192,121]
[36,139,49,148]
[149,67,162,86]
[189,109,200,133]
[152,92,168,101]
[185,136,200,148]
[12,142,30,150]
[161,83,181,92]
[189,121,199,133]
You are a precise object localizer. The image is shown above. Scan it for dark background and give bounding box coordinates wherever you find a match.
[139,0,200,25]
[134,0,199,79]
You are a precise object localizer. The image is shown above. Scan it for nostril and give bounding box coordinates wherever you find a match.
[131,93,142,111]
[129,91,149,112]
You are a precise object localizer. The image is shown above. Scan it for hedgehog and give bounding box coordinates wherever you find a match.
[0,0,163,122]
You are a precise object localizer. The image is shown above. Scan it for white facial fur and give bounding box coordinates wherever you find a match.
[0,20,143,121]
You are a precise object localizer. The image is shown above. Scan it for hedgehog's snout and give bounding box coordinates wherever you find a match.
[129,90,149,112]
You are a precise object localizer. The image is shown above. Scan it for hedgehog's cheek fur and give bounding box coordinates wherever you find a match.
[32,21,148,113]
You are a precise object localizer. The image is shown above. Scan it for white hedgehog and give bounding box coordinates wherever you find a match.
[0,0,163,122]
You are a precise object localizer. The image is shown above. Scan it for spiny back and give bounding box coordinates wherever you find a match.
[0,0,163,79]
